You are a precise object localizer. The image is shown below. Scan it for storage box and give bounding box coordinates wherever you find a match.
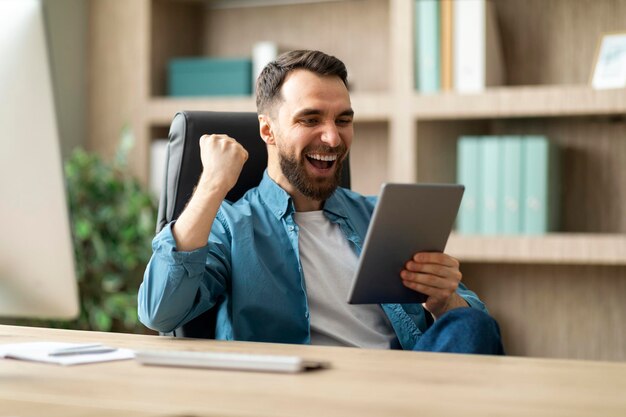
[167,57,252,97]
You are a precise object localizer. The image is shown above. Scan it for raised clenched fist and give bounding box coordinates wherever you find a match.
[198,134,249,196]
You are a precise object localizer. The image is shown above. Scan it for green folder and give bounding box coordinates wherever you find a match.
[456,136,481,234]
[415,0,440,93]
[480,136,500,234]
[168,57,252,97]
[522,136,560,234]
[501,136,524,234]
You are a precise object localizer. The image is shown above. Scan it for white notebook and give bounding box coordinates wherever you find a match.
[0,342,134,366]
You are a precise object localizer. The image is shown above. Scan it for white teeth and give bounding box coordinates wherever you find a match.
[307,153,338,161]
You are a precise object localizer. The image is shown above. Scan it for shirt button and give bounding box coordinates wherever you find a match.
[288,226,294,231]
[305,311,310,319]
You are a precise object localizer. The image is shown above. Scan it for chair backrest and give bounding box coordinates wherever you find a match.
[157,110,351,338]
[157,111,268,233]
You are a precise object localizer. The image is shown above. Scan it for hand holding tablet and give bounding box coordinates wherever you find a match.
[347,183,464,305]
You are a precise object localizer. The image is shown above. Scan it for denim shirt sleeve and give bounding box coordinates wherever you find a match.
[456,282,488,313]
[137,218,231,333]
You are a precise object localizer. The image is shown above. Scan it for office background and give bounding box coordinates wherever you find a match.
[42,0,87,159]
[31,0,626,361]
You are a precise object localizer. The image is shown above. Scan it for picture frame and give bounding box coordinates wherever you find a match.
[590,32,626,89]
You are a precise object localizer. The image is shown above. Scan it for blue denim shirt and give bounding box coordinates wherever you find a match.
[138,171,487,350]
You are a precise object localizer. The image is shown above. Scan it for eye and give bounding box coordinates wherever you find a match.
[336,117,353,126]
[299,118,319,126]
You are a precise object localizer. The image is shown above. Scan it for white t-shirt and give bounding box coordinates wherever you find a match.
[293,211,397,349]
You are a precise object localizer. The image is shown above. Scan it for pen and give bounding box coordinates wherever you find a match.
[48,344,118,356]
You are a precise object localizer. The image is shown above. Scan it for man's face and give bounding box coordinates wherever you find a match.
[266,69,354,202]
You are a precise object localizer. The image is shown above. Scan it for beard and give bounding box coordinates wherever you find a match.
[278,143,346,202]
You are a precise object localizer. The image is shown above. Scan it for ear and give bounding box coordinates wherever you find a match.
[258,114,275,145]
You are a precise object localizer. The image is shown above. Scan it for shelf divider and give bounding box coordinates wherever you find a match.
[413,85,626,120]
[146,92,391,125]
[447,233,626,265]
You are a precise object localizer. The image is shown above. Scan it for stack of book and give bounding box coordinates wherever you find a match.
[456,135,560,235]
[414,0,504,93]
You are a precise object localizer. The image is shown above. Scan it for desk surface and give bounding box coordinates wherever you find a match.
[1,324,625,417]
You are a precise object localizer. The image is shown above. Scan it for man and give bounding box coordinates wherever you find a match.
[139,50,503,354]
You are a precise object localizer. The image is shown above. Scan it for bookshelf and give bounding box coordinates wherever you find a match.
[88,0,626,361]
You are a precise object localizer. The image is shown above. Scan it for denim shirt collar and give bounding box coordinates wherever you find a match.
[258,170,350,220]
[258,171,294,220]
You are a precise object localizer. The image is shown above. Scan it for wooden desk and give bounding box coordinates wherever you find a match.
[1,325,625,417]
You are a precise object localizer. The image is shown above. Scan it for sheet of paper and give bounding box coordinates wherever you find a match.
[0,341,135,366]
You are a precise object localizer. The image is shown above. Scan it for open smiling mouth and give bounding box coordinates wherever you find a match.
[305,153,338,170]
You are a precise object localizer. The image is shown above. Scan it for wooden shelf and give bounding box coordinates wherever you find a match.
[146,97,256,125]
[446,233,626,265]
[207,0,342,8]
[349,92,392,122]
[412,85,626,120]
[146,92,391,126]
[89,0,626,361]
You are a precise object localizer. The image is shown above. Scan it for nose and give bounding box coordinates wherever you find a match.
[320,121,341,148]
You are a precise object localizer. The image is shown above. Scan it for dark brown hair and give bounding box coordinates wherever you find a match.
[255,50,348,114]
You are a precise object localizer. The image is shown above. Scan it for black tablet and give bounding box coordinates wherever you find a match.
[347,183,464,304]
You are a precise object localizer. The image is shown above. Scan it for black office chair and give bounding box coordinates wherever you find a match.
[156,111,351,338]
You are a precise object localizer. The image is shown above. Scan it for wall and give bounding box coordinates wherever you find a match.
[43,0,87,159]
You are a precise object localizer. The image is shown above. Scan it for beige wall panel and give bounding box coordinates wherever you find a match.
[201,0,390,93]
[88,0,147,178]
[463,263,626,361]
[351,122,389,195]
[151,0,204,96]
[496,0,626,85]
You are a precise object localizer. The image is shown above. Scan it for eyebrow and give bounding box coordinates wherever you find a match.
[294,108,355,118]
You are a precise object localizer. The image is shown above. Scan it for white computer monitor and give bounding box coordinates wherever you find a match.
[0,0,79,319]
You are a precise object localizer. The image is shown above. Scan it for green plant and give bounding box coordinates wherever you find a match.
[63,133,157,332]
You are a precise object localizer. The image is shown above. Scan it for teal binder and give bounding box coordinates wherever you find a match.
[480,136,500,234]
[168,57,253,97]
[501,136,524,234]
[456,136,481,234]
[522,136,559,234]
[415,0,440,93]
